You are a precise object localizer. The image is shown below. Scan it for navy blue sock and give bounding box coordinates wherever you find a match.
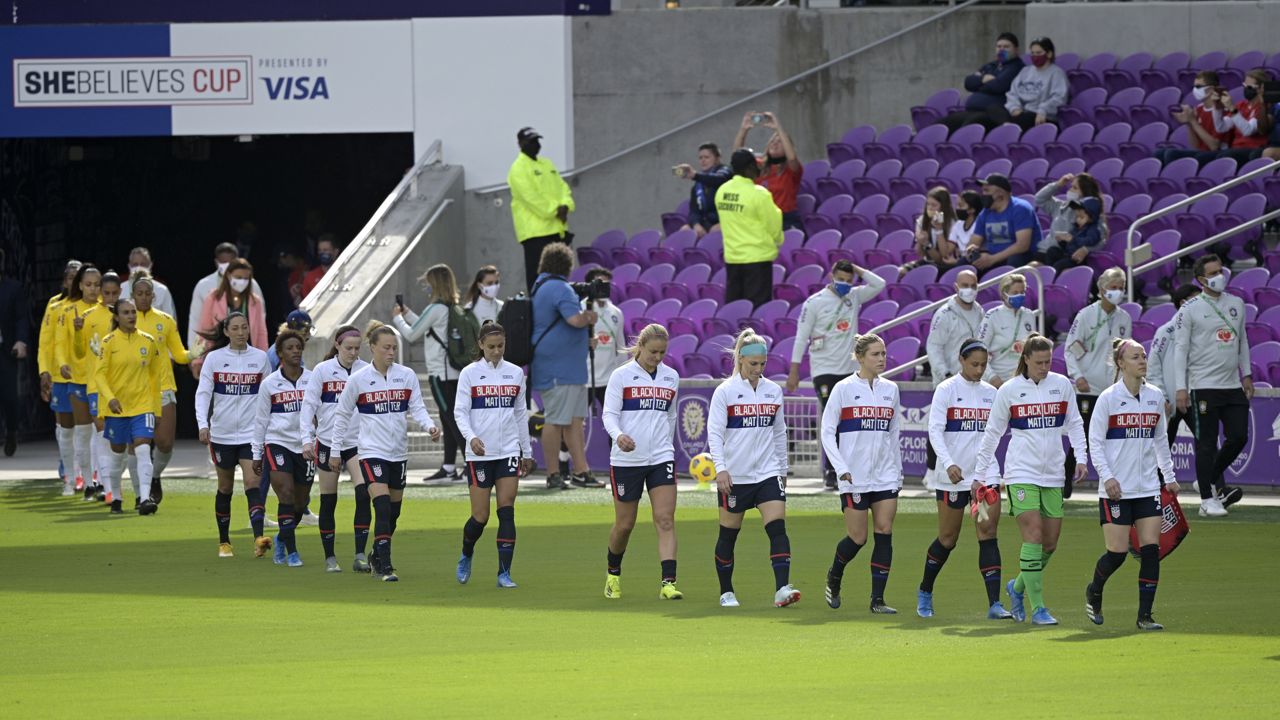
[920,538,952,593]
[607,548,624,576]
[764,519,791,590]
[278,502,297,554]
[870,532,893,602]
[215,491,232,543]
[318,493,337,559]
[244,487,264,538]
[462,516,487,558]
[496,506,515,574]
[978,538,1002,605]
[714,526,740,595]
[1138,544,1160,617]
[389,500,403,536]
[372,494,392,569]
[1090,550,1128,593]
[830,535,863,579]
[661,559,677,584]
[353,484,371,555]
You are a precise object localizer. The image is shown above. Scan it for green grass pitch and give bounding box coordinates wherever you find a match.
[1,479,1277,718]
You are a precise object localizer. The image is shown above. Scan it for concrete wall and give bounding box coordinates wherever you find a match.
[1026,1,1280,58]
[464,4,1024,291]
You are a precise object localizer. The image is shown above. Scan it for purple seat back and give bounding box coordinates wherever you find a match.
[975,158,1013,180]
[852,193,890,218]
[1058,265,1096,312]
[1140,302,1176,327]
[830,159,868,183]
[1007,122,1058,166]
[679,298,717,321]
[842,230,878,261]
[1231,267,1270,294]
[637,263,676,286]
[1113,193,1153,219]
[841,124,878,149]
[864,124,914,164]
[886,337,923,379]
[879,229,916,264]
[1229,51,1267,71]
[1141,52,1189,93]
[753,299,791,324]
[933,158,977,192]
[859,300,901,333]
[611,263,642,288]
[646,298,684,324]
[672,263,712,287]
[716,299,754,324]
[786,264,826,288]
[817,194,855,220]
[1087,157,1126,188]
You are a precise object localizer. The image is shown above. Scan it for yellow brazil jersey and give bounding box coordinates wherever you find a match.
[715,175,783,265]
[37,294,65,378]
[73,303,115,394]
[95,329,162,417]
[54,298,101,386]
[138,308,192,393]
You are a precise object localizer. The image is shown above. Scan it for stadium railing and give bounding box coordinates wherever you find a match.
[1125,159,1280,303]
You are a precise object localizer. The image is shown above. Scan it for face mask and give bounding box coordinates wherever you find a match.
[980,194,995,210]
[480,284,500,299]
[1203,274,1227,293]
[216,261,231,275]
[1007,293,1026,310]
[955,208,969,222]
[129,264,150,275]
[957,287,977,304]
[833,281,853,297]
[1104,289,1125,305]
[317,252,334,267]
[229,277,250,293]
[1192,86,1209,102]
[1030,55,1048,68]
[1243,86,1258,101]
[997,49,1009,63]
[1065,190,1080,202]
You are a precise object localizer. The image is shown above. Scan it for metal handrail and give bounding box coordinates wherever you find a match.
[1125,159,1280,302]
[866,264,1046,380]
[303,140,443,305]
[1131,209,1280,279]
[471,0,981,195]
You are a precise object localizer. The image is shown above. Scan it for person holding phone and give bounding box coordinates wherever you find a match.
[732,111,803,231]
[1158,70,1233,166]
[903,187,960,273]
[1212,69,1275,163]
[674,143,732,239]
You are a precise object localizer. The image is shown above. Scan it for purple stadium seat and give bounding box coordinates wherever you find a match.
[1227,157,1276,203]
[662,263,713,303]
[1231,267,1270,300]
[928,158,976,194]
[1176,51,1229,91]
[1140,52,1189,94]
[885,336,924,380]
[1254,288,1280,312]
[1010,159,1050,197]
[1110,193,1153,232]
[1134,230,1179,294]
[1131,321,1157,344]
[1045,123,1096,166]
[1118,124,1169,167]
[888,158,940,202]
[1094,86,1145,127]
[878,229,917,266]
[925,264,975,302]
[934,123,985,166]
[770,283,802,307]
[1045,159,1087,189]
[1216,193,1268,259]
[666,332,699,358]
[579,230,625,267]
[1054,265,1095,326]
[1068,52,1118,96]
[1185,156,1238,196]
[973,158,1013,186]
[650,228,697,266]
[897,124,946,166]
[863,124,914,166]
[741,299,791,335]
[1130,87,1181,128]
[1006,123,1057,166]
[777,231,806,271]
[1148,156,1198,197]
[618,298,649,327]
[816,159,867,202]
[887,264,938,304]
[841,230,879,265]
[859,300,901,334]
[785,264,826,290]
[680,354,714,378]
[612,229,661,266]
[1246,323,1275,346]
[1177,193,1228,244]
[1229,50,1267,73]
[701,299,753,337]
[805,194,855,237]
[850,159,904,198]
[1102,52,1153,94]
[800,160,830,197]
[570,263,602,283]
[610,263,641,290]
[1111,158,1161,202]
[970,123,1022,167]
[805,229,842,260]
[827,124,878,166]
[839,194,891,236]
[797,193,818,219]
[1141,192,1188,235]
[1082,123,1133,166]
[912,88,962,130]
[1117,301,1143,325]
[1058,88,1108,128]
[1086,157,1126,193]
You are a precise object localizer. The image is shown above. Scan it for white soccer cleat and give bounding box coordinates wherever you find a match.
[719,592,740,608]
[773,585,802,608]
[300,512,320,527]
[61,483,75,497]
[1198,496,1228,518]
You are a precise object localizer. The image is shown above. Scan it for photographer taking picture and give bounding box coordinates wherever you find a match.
[531,243,605,490]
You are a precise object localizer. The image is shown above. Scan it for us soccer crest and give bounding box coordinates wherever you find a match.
[476,468,487,484]
[1110,504,1121,519]
[727,495,737,509]
[852,493,862,504]
[617,483,625,496]
[274,453,285,466]
[948,491,958,503]
[372,464,383,478]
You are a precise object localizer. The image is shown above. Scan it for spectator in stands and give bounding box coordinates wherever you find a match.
[1034,172,1106,257]
[941,32,1026,132]
[301,234,339,300]
[393,264,469,483]
[509,127,575,292]
[189,241,263,349]
[584,267,626,411]
[965,173,1040,273]
[529,243,601,490]
[120,247,176,319]
[1040,196,1104,273]
[951,190,982,248]
[1000,37,1069,131]
[786,259,886,489]
[733,112,803,230]
[1157,70,1232,166]
[197,257,268,353]
[675,142,733,238]
[1263,93,1280,161]
[276,245,310,309]
[977,272,1036,387]
[1173,254,1252,517]
[1146,284,1201,448]
[461,265,504,326]
[717,148,784,308]
[926,269,983,387]
[267,310,312,372]
[1062,267,1131,493]
[0,248,29,456]
[903,187,961,274]
[1213,68,1275,163]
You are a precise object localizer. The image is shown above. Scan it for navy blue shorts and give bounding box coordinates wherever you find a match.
[360,457,407,490]
[315,442,358,468]
[610,462,676,503]
[935,489,972,510]
[265,444,314,486]
[1099,495,1161,526]
[720,476,786,514]
[465,457,521,489]
[841,489,900,511]
[210,442,253,470]
[51,382,74,413]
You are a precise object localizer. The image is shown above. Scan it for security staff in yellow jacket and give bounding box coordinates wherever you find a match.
[716,149,783,308]
[508,126,575,292]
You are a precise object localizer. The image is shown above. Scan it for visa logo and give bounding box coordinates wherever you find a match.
[262,76,330,100]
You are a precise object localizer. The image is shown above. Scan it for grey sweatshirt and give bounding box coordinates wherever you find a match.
[1005,64,1070,119]
[1172,292,1251,392]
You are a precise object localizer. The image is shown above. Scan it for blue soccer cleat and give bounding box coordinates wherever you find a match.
[456,554,472,585]
[1031,607,1059,625]
[286,552,303,568]
[916,590,934,618]
[496,571,518,589]
[987,601,1014,620]
[1006,579,1026,622]
[272,535,287,565]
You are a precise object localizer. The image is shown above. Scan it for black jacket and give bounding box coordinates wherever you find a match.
[686,164,733,229]
[0,277,31,352]
[963,57,1025,112]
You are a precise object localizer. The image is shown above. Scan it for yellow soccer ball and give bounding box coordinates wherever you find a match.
[689,453,717,485]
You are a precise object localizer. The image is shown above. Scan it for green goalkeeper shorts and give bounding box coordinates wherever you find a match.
[1006,484,1063,519]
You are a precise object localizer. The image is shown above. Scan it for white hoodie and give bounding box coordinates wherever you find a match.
[602,359,680,467]
[329,363,437,462]
[195,345,269,445]
[252,368,312,459]
[453,358,533,462]
[707,374,788,484]
[300,356,370,451]
[973,372,1087,488]
[927,373,999,488]
[821,373,903,494]
[1088,380,1176,499]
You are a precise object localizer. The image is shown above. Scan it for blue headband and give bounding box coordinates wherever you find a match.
[739,342,768,357]
[960,341,987,356]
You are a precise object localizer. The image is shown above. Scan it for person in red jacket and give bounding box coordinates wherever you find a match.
[1211,68,1275,163]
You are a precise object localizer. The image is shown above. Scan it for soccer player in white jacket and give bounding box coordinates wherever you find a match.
[329,324,441,582]
[1085,339,1181,631]
[708,330,798,608]
[918,339,1012,620]
[977,273,1036,387]
[973,334,1088,626]
[820,334,902,614]
[452,323,534,589]
[301,324,371,573]
[194,312,270,558]
[251,330,311,568]
[601,324,682,601]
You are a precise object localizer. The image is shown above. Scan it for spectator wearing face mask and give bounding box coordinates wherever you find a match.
[977,273,1036,387]
[120,247,176,319]
[301,234,340,300]
[674,143,733,239]
[1158,70,1233,166]
[462,265,504,326]
[1040,196,1104,273]
[189,242,264,349]
[276,246,311,309]
[903,187,961,274]
[197,258,269,356]
[941,32,1026,132]
[1212,68,1275,163]
[950,190,982,248]
[1000,37,1069,131]
[1034,172,1107,256]
[965,173,1041,274]
[733,111,804,231]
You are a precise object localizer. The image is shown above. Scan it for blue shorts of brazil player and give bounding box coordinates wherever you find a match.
[935,489,972,510]
[840,489,900,511]
[68,383,98,416]
[51,383,74,413]
[465,457,521,489]
[209,442,253,470]
[103,414,155,445]
[1098,494,1161,526]
[719,476,787,514]
[264,444,315,486]
[610,462,677,503]
[360,458,407,490]
[315,442,359,468]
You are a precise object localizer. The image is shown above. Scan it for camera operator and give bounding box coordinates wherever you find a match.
[531,243,604,490]
[583,268,626,410]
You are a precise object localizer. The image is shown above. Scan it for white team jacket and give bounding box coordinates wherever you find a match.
[1088,380,1176,499]
[707,374,788,484]
[452,358,533,462]
[601,359,680,467]
[195,345,269,445]
[300,357,369,451]
[926,297,985,386]
[977,305,1037,383]
[973,372,1087,488]
[927,373,999,488]
[329,363,437,462]
[252,367,312,459]
[1063,301,1131,394]
[820,373,903,494]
